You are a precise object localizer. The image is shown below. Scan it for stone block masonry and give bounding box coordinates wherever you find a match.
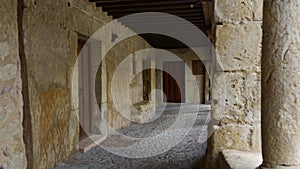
[205,0,263,168]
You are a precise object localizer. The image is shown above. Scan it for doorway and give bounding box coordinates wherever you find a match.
[163,61,185,103]
[143,59,151,101]
[77,39,91,141]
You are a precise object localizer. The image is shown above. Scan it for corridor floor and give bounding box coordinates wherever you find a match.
[55,104,210,169]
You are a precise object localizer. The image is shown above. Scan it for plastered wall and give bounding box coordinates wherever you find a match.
[22,0,151,168]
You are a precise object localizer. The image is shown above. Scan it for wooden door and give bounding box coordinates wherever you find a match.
[143,60,151,101]
[78,39,91,140]
[163,62,185,103]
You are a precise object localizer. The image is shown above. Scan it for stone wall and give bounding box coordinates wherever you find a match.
[205,0,263,168]
[0,0,27,168]
[22,0,151,168]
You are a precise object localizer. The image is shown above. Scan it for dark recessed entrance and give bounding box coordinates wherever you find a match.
[163,61,185,103]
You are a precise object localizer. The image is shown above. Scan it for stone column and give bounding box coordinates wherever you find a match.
[261,0,300,168]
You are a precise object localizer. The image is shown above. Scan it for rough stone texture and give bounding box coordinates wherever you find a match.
[216,23,262,71]
[206,0,263,168]
[261,0,300,167]
[0,42,9,61]
[0,64,18,81]
[220,150,262,169]
[214,0,263,24]
[0,0,27,168]
[22,0,151,168]
[211,72,261,126]
[211,125,252,154]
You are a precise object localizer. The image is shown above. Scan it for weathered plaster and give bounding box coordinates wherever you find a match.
[22,0,152,168]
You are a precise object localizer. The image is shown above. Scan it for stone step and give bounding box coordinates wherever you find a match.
[78,135,106,153]
[220,150,262,169]
[156,103,211,114]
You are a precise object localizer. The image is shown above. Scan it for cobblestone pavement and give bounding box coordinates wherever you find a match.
[55,104,210,169]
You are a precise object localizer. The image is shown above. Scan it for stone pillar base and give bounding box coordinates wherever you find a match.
[259,162,300,169]
[220,149,262,169]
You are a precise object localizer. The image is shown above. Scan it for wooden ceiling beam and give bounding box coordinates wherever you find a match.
[201,0,211,27]
[123,23,205,27]
[91,0,193,1]
[88,0,209,48]
[113,12,204,19]
[101,5,202,13]
[109,9,203,17]
[91,0,200,3]
[117,17,204,22]
[121,20,204,24]
[120,21,205,26]
[122,24,205,28]
[130,29,207,34]
[137,27,206,30]
[94,0,200,7]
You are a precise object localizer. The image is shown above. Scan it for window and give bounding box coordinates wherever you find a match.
[192,60,205,75]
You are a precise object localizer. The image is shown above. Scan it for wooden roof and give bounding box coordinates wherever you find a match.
[90,0,211,48]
